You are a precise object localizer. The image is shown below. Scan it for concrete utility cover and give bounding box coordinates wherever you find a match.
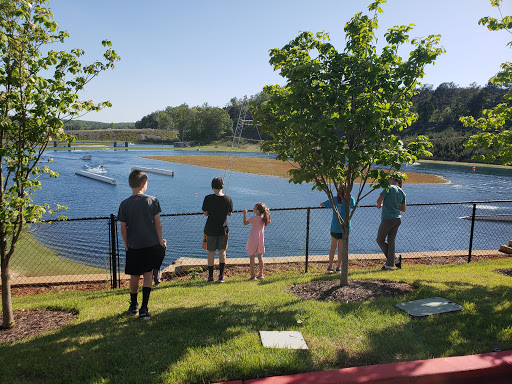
[259,331,308,349]
[396,297,463,317]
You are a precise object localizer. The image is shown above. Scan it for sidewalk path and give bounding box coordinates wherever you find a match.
[166,249,503,274]
[215,350,512,384]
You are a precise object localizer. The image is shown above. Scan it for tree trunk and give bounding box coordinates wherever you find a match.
[1,257,14,329]
[339,194,352,287]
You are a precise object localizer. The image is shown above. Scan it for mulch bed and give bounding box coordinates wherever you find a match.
[7,282,113,298]
[289,279,415,303]
[494,268,512,277]
[0,309,76,344]
[1,254,509,345]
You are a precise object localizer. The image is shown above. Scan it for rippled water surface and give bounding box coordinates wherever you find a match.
[29,148,511,267]
[37,149,512,217]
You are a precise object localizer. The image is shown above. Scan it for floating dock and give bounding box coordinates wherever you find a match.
[75,170,117,185]
[131,166,174,176]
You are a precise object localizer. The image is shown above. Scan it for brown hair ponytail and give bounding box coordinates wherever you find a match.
[255,202,271,226]
[336,186,346,204]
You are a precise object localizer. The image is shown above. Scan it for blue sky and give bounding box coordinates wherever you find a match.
[47,0,511,123]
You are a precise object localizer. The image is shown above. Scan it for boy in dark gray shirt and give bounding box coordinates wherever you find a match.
[118,170,166,320]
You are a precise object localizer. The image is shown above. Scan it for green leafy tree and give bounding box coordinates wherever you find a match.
[461,0,512,165]
[255,0,443,285]
[137,103,232,143]
[168,103,192,141]
[197,103,233,141]
[156,109,173,130]
[134,112,158,129]
[0,0,119,328]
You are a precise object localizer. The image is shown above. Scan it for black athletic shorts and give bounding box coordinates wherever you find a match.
[125,244,166,276]
[330,231,343,240]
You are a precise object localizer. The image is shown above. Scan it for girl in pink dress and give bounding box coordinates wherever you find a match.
[243,202,271,280]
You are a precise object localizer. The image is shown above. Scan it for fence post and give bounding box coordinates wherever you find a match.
[468,203,476,263]
[305,208,310,273]
[109,214,119,288]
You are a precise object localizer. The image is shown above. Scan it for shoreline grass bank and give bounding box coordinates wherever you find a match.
[145,155,447,184]
[419,159,512,169]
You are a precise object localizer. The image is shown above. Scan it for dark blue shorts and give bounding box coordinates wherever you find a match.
[330,232,343,240]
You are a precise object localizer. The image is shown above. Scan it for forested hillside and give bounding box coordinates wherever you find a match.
[403,82,509,162]
[65,82,510,162]
[134,104,232,143]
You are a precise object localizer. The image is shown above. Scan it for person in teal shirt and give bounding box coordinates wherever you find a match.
[320,187,355,273]
[376,179,406,270]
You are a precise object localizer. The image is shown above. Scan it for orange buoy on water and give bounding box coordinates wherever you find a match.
[472,166,476,171]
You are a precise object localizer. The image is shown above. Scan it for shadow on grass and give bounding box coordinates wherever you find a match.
[3,274,512,383]
[0,296,312,384]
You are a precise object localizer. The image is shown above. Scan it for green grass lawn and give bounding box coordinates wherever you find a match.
[2,258,512,383]
[10,231,107,277]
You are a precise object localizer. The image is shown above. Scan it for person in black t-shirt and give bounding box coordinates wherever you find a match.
[202,177,233,283]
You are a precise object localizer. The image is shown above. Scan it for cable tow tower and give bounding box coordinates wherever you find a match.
[224,97,252,190]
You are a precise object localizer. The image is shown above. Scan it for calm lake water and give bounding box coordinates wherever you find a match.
[29,147,512,267]
[37,148,512,217]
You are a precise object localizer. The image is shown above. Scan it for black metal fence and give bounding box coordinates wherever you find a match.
[8,200,512,288]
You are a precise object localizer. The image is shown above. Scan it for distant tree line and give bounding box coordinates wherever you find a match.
[411,82,508,124]
[134,103,232,143]
[402,82,510,162]
[66,82,510,162]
